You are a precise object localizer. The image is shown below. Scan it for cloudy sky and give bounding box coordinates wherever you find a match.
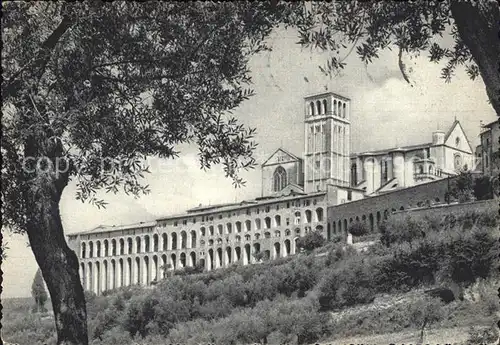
[3,27,497,298]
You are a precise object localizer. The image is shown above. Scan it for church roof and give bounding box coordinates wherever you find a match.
[261,147,301,166]
[352,142,433,157]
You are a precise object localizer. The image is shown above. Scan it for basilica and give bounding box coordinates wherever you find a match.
[68,92,474,295]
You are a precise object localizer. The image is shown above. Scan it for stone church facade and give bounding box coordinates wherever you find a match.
[67,92,474,295]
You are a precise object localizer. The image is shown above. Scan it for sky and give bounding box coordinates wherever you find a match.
[2,27,497,299]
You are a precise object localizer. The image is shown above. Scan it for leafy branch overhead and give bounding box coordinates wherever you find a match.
[2,2,296,229]
[293,1,496,98]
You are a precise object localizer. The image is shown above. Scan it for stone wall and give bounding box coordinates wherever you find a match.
[326,176,458,239]
[391,198,498,223]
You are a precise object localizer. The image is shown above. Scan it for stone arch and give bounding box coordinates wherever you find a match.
[161,255,167,279]
[153,234,159,252]
[208,249,214,271]
[104,240,109,257]
[119,238,125,255]
[235,247,241,263]
[162,233,168,251]
[244,244,251,265]
[274,215,281,227]
[143,256,150,285]
[144,235,150,253]
[245,220,251,232]
[255,218,261,230]
[190,251,196,267]
[180,252,186,268]
[310,102,315,116]
[305,210,312,223]
[316,100,321,115]
[89,241,94,258]
[171,253,177,270]
[111,239,117,256]
[134,257,140,285]
[316,207,324,222]
[135,236,141,254]
[235,221,242,233]
[127,238,133,254]
[180,231,187,249]
[284,239,291,256]
[81,242,86,259]
[273,242,281,259]
[96,240,101,257]
[109,259,115,290]
[171,232,177,250]
[264,217,271,229]
[118,258,124,288]
[152,255,158,282]
[323,99,328,114]
[225,246,232,265]
[126,258,132,286]
[190,230,197,248]
[216,248,223,268]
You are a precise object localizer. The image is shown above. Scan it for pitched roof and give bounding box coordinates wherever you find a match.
[261,147,301,166]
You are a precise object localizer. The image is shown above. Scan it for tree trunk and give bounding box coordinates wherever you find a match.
[24,173,88,345]
[450,0,500,116]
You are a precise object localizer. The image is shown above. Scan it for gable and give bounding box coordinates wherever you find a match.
[444,121,472,153]
[262,148,300,167]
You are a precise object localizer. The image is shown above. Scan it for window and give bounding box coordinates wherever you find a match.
[455,136,460,147]
[273,166,287,192]
[174,221,178,227]
[182,219,187,225]
[454,154,462,171]
[310,102,315,116]
[347,191,352,201]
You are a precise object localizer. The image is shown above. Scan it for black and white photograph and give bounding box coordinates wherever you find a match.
[1,1,499,345]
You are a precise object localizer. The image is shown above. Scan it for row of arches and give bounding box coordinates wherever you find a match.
[199,208,324,236]
[81,239,300,295]
[327,197,442,240]
[82,208,326,259]
[308,99,347,118]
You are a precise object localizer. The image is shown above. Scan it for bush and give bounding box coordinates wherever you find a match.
[379,216,429,247]
[296,230,326,252]
[347,221,369,236]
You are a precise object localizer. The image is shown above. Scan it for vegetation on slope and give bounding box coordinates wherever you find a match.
[3,207,499,345]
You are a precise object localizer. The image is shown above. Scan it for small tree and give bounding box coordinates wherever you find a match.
[347,221,369,237]
[473,175,493,200]
[449,167,475,203]
[296,231,325,252]
[32,268,48,313]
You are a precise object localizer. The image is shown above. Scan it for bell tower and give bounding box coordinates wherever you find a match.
[304,92,351,193]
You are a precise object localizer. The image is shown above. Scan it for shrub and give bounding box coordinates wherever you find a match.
[347,221,369,237]
[296,230,326,252]
[379,216,429,247]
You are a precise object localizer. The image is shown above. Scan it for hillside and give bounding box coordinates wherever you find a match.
[2,207,499,345]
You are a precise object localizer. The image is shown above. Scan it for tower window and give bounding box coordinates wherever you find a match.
[310,102,315,116]
[342,103,346,118]
[273,166,287,192]
[322,99,328,114]
[316,100,321,115]
[333,100,337,115]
